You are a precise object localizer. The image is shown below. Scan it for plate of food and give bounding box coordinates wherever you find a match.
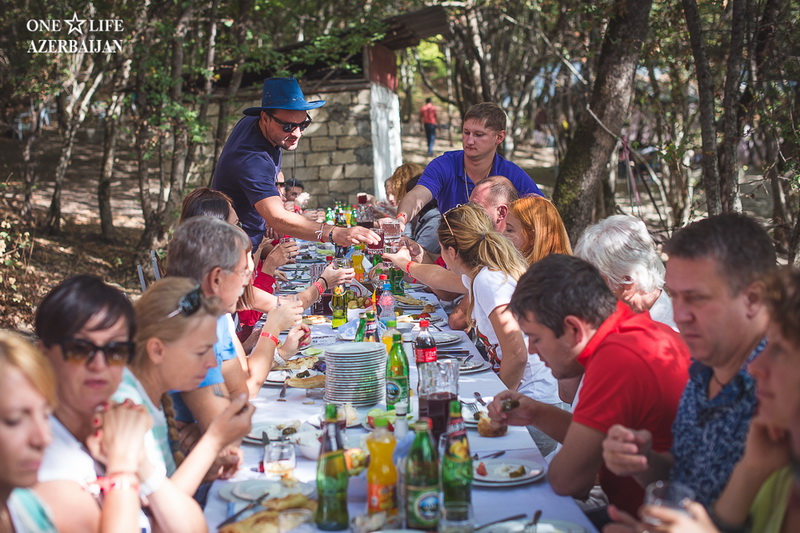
[243,420,304,444]
[473,459,545,486]
[460,360,491,375]
[278,264,306,271]
[396,313,444,325]
[217,492,318,533]
[461,401,489,427]
[230,478,315,502]
[272,355,319,372]
[394,295,434,310]
[264,368,324,386]
[481,519,588,533]
[302,315,330,326]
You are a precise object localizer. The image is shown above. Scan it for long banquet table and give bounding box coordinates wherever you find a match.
[204,288,598,532]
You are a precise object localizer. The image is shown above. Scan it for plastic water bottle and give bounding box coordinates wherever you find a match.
[378,274,397,325]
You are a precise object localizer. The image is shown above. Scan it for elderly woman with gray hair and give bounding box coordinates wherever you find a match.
[575,215,676,330]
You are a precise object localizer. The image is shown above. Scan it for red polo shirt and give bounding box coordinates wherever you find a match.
[573,301,691,515]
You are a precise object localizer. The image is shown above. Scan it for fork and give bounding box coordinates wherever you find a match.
[465,402,480,416]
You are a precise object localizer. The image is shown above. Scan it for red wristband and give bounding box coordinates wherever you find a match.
[405,261,415,275]
[260,331,281,347]
[396,213,408,223]
[312,281,324,294]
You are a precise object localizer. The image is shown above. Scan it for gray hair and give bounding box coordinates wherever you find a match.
[166,216,250,283]
[574,215,664,294]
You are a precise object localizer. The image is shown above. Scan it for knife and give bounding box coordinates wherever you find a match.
[474,391,487,406]
[277,378,289,401]
[475,513,528,531]
[261,430,270,446]
[217,492,271,528]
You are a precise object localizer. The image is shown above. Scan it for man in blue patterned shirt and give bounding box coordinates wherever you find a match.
[602,213,775,507]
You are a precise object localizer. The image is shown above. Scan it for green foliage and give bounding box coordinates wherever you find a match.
[0,218,31,303]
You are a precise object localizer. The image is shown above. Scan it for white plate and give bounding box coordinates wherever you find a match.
[229,479,315,502]
[482,519,587,533]
[473,459,545,484]
[459,358,484,372]
[427,332,461,346]
[278,264,306,271]
[460,360,492,375]
[462,403,488,426]
[265,369,322,386]
[244,421,302,443]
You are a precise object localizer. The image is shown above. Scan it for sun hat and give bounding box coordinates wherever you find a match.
[242,77,326,116]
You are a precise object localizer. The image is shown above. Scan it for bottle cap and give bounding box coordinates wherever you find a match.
[379,274,388,280]
[395,400,408,416]
[419,319,430,328]
[387,320,397,327]
[326,255,333,261]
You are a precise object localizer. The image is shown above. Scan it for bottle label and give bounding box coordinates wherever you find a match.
[386,377,408,404]
[367,482,396,513]
[414,347,437,363]
[406,486,439,527]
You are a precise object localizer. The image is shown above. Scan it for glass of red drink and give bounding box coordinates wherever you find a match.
[418,359,460,445]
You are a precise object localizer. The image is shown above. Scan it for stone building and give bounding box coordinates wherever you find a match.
[213,6,448,208]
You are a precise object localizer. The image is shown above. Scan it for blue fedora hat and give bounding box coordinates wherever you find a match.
[242,77,326,116]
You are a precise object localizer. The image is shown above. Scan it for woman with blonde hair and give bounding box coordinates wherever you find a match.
[33,274,206,532]
[383,204,559,402]
[114,276,254,497]
[504,195,572,265]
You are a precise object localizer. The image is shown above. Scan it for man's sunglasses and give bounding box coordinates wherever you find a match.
[267,112,312,133]
[164,285,203,320]
[59,338,135,366]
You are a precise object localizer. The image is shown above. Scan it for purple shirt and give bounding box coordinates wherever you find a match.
[417,150,544,213]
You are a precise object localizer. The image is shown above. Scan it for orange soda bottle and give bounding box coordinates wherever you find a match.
[352,248,365,282]
[366,417,397,515]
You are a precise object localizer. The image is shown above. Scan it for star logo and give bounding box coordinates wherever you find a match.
[64,12,85,35]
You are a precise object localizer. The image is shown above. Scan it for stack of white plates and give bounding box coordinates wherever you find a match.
[324,342,387,407]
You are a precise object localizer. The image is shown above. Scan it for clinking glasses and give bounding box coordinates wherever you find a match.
[267,112,312,133]
[59,338,135,366]
[164,285,203,320]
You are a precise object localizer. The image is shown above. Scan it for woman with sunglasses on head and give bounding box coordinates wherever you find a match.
[383,204,559,404]
[33,275,207,532]
[116,277,254,497]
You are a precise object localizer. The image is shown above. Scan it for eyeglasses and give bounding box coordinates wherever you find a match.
[267,112,312,133]
[164,285,203,319]
[59,338,135,366]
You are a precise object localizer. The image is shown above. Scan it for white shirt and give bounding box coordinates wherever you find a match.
[464,267,560,404]
[648,289,677,331]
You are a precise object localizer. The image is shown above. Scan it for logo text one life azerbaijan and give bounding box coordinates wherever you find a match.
[27,12,124,54]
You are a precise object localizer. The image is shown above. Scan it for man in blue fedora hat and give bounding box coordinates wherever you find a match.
[213,76,379,248]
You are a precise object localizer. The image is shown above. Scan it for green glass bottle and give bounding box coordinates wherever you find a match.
[441,400,472,505]
[386,333,409,411]
[331,285,346,328]
[354,312,368,342]
[405,418,440,530]
[363,311,379,342]
[316,404,349,530]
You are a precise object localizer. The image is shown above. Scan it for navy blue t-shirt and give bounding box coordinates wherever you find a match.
[212,115,282,248]
[417,150,544,214]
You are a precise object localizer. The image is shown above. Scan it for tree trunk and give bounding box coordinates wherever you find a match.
[682,0,723,216]
[43,67,104,234]
[718,0,746,212]
[553,0,654,242]
[21,99,44,221]
[98,60,132,241]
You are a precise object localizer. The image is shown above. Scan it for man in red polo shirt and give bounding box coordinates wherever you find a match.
[488,254,691,521]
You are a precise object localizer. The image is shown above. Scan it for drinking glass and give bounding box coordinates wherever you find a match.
[367,228,385,254]
[438,502,474,533]
[278,508,314,533]
[264,441,296,479]
[334,257,351,270]
[418,359,460,445]
[643,480,695,524]
[277,294,299,306]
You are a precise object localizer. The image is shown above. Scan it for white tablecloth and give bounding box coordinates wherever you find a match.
[204,293,597,532]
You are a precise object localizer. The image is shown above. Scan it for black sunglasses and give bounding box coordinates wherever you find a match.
[164,285,203,320]
[267,112,312,133]
[59,338,135,366]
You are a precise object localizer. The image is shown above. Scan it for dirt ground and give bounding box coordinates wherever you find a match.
[0,124,779,333]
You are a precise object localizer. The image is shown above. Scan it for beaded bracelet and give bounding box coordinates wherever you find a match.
[96,473,140,494]
[260,331,281,347]
[329,227,336,244]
